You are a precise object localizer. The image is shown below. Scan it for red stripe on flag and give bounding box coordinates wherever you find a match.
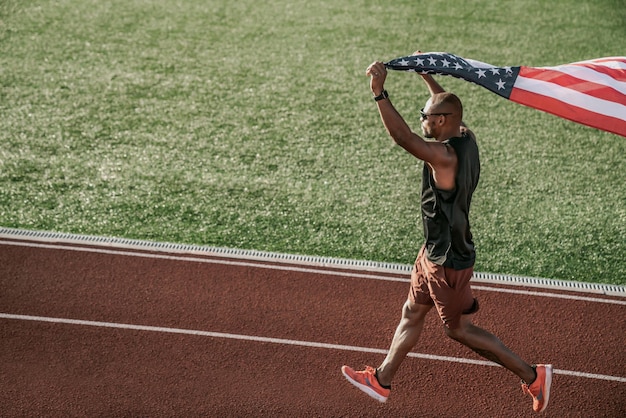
[510,88,626,137]
[519,67,626,104]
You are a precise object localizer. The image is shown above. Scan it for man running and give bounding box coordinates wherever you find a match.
[341,57,552,414]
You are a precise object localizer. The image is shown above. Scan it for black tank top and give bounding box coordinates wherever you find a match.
[421,132,480,269]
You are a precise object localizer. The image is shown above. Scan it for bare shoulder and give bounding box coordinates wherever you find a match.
[429,142,458,190]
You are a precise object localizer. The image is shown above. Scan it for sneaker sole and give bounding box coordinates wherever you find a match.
[341,367,388,403]
[538,364,553,413]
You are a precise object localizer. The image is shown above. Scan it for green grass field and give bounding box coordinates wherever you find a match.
[1,0,625,284]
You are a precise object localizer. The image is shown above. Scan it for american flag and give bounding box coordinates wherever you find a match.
[385,53,626,138]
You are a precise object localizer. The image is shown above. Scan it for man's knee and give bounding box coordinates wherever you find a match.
[402,299,430,324]
[444,319,471,342]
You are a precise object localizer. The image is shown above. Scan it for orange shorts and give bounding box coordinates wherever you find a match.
[409,246,478,329]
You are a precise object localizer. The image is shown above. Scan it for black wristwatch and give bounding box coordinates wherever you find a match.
[373,90,389,101]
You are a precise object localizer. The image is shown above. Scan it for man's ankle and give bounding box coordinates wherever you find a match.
[375,368,392,389]
[522,365,538,385]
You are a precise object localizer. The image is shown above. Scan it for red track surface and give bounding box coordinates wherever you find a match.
[1,234,625,417]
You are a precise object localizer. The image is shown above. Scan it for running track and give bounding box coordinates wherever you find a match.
[1,228,625,417]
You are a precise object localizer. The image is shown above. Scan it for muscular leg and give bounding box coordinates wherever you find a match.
[375,299,433,387]
[445,314,536,383]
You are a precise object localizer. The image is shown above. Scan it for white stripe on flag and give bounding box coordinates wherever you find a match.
[571,57,626,70]
[514,75,626,122]
[541,64,626,95]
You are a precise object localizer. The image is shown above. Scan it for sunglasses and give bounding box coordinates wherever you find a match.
[420,108,452,121]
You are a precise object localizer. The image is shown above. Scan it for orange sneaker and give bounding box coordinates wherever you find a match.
[522,364,553,413]
[341,365,390,403]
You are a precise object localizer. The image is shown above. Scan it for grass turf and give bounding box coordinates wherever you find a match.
[1,0,624,284]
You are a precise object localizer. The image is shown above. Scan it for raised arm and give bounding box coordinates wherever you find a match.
[365,61,456,168]
[420,73,446,96]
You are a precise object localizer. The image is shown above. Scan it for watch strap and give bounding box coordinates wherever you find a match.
[373,90,389,101]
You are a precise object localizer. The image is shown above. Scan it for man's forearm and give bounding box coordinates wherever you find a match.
[421,74,445,96]
[376,98,415,149]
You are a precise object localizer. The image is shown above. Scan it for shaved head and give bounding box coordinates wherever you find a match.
[421,92,464,139]
[426,92,463,122]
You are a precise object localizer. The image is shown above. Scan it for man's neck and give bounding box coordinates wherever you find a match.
[436,128,462,142]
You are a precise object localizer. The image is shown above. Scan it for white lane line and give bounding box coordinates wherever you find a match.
[2,240,625,305]
[0,240,408,282]
[471,286,626,305]
[2,313,625,384]
[2,227,625,297]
